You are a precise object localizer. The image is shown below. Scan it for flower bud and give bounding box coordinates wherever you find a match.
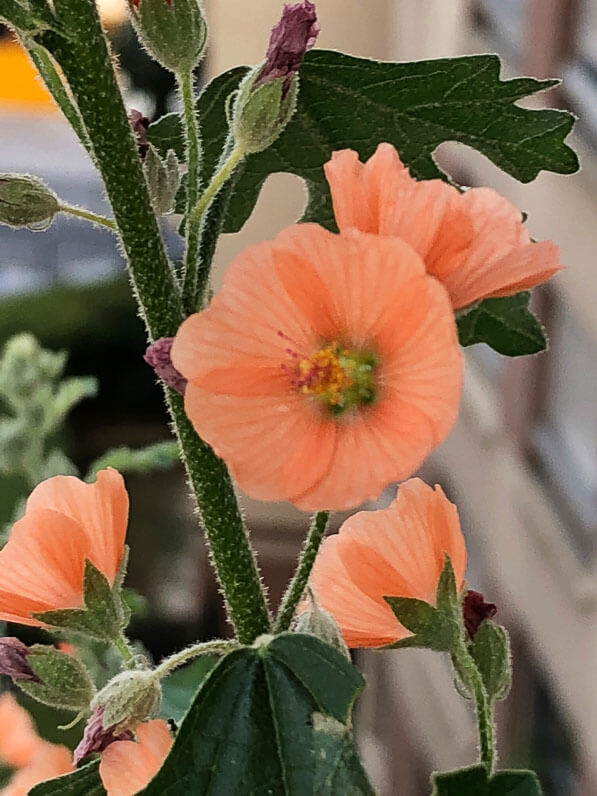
[0,174,60,230]
[0,638,40,682]
[144,337,187,394]
[143,145,181,216]
[231,2,319,154]
[74,705,134,765]
[92,669,161,734]
[128,0,207,74]
[462,590,497,640]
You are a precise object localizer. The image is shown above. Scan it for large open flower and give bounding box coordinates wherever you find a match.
[0,469,128,627]
[172,225,463,511]
[324,144,562,310]
[309,478,467,647]
[99,719,172,796]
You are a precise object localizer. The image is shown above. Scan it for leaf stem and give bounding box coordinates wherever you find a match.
[275,511,329,633]
[178,69,202,311]
[59,203,117,230]
[453,640,496,774]
[154,640,236,679]
[113,634,136,670]
[184,143,245,309]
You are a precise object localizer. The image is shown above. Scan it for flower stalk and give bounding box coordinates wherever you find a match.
[154,640,237,679]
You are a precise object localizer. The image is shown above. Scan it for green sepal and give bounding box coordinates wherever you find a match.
[16,644,95,712]
[432,764,543,795]
[457,292,547,356]
[470,620,512,704]
[384,556,462,651]
[143,145,180,216]
[33,559,122,641]
[232,69,299,155]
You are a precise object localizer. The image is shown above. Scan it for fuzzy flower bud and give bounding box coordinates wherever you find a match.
[92,669,161,734]
[0,174,60,230]
[128,0,207,74]
[0,637,41,682]
[144,337,187,394]
[463,590,497,640]
[231,2,319,154]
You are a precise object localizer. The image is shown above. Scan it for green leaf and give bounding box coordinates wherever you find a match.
[470,621,512,704]
[457,292,546,356]
[17,644,95,711]
[312,714,375,795]
[159,655,218,724]
[29,760,105,796]
[140,633,366,794]
[431,766,543,795]
[86,441,180,480]
[150,52,577,236]
[384,597,459,651]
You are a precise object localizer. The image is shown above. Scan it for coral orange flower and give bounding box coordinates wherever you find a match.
[1,742,73,796]
[172,225,463,511]
[324,143,562,310]
[309,478,467,647]
[0,469,128,627]
[0,693,41,769]
[99,719,173,796]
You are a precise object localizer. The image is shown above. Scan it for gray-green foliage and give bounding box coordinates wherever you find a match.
[0,333,96,490]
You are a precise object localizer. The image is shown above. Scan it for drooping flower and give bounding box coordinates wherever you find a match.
[99,719,173,796]
[309,478,467,647]
[324,143,562,310]
[0,694,73,796]
[0,469,128,627]
[172,225,463,511]
[74,706,134,766]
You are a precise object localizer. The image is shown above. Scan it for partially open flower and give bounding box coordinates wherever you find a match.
[309,478,467,647]
[172,225,462,511]
[99,719,173,796]
[0,469,128,627]
[324,143,562,310]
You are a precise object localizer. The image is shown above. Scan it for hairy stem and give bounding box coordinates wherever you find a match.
[59,203,116,230]
[179,69,203,312]
[39,0,271,645]
[154,639,236,679]
[453,641,496,774]
[114,634,136,670]
[275,511,329,633]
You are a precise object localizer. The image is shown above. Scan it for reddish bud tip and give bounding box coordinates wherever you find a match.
[256,1,319,93]
[463,590,497,640]
[0,637,41,682]
[74,706,134,765]
[144,337,187,395]
[128,110,150,160]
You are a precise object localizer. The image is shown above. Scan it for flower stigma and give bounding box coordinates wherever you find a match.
[293,342,378,415]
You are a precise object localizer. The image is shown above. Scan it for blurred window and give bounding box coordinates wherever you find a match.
[529,306,597,558]
[562,0,597,146]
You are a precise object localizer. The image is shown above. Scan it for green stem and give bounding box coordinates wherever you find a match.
[178,70,202,312]
[453,641,496,774]
[275,511,329,633]
[39,0,271,645]
[186,144,245,309]
[59,203,116,230]
[154,640,236,679]
[114,634,136,670]
[28,43,93,157]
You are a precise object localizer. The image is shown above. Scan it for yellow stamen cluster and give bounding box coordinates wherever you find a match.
[297,343,354,405]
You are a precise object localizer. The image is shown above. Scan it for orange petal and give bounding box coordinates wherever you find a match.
[0,693,42,768]
[25,469,128,584]
[1,740,72,796]
[309,478,467,648]
[99,719,172,796]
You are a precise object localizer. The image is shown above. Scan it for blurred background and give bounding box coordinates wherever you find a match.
[0,1,596,793]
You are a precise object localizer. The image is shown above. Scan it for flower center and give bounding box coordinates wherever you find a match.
[294,342,377,415]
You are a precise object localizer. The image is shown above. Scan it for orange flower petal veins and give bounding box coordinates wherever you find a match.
[325,143,562,309]
[99,719,173,796]
[172,226,463,511]
[309,478,467,648]
[0,469,128,627]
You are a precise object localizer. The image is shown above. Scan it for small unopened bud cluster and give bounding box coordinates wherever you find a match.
[0,174,60,230]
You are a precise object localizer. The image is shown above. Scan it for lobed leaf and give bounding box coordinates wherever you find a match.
[457,292,547,356]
